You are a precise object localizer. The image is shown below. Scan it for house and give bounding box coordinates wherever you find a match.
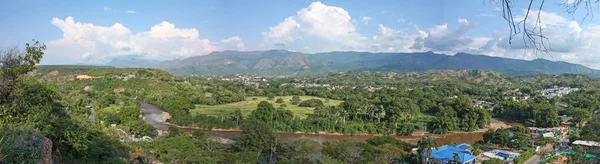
[527,127,568,139]
[422,144,476,164]
[572,140,600,154]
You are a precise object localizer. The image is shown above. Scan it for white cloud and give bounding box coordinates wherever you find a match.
[43,16,244,64]
[476,10,600,69]
[126,10,136,14]
[103,6,112,11]
[398,18,405,23]
[410,18,479,52]
[260,1,366,52]
[362,16,372,25]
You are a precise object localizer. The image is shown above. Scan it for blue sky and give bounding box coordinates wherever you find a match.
[2,0,600,68]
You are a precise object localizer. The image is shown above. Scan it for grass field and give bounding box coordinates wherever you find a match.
[191,96,343,119]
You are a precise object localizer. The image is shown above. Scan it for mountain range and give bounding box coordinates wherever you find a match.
[107,56,161,68]
[148,50,600,77]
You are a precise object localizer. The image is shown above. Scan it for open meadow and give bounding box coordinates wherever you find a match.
[191,96,343,119]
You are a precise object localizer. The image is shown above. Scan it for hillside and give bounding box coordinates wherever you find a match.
[154,50,600,77]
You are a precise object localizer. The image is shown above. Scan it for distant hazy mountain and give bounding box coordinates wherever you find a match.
[155,50,600,77]
[107,57,160,68]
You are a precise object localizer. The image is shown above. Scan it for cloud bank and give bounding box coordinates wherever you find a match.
[44,17,244,64]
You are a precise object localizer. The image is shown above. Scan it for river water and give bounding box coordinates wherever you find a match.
[141,102,521,145]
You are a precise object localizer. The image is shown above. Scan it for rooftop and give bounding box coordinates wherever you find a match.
[423,144,476,163]
[573,140,600,147]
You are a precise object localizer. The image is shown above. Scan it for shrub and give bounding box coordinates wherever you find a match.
[514,148,536,164]
[276,98,284,103]
[298,99,324,107]
[0,127,46,164]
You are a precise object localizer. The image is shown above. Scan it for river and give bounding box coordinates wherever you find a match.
[141,102,521,145]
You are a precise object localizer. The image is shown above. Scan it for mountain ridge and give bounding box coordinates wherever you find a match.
[151,50,600,77]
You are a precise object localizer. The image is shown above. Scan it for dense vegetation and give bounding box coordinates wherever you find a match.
[4,41,600,163]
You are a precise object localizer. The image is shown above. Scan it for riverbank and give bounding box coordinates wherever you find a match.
[141,102,521,145]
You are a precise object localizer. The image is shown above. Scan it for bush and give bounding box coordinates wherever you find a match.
[482,159,504,164]
[298,99,324,107]
[276,98,284,103]
[514,148,536,164]
[0,127,46,164]
[291,96,301,105]
[535,137,556,146]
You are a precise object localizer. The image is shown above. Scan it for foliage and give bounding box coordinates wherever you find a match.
[482,159,505,164]
[568,108,592,127]
[483,127,530,148]
[0,127,45,164]
[535,137,556,146]
[275,98,284,103]
[580,117,600,141]
[234,120,277,161]
[298,99,325,107]
[513,148,536,164]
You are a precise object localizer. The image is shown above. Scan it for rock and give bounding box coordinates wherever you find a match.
[46,70,59,77]
[41,138,53,164]
[113,88,125,94]
[162,112,171,122]
[83,86,92,91]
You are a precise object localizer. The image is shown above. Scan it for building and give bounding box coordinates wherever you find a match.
[422,144,476,164]
[527,127,568,139]
[572,140,600,154]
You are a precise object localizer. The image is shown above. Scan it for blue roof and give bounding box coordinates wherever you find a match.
[455,143,471,150]
[423,145,476,163]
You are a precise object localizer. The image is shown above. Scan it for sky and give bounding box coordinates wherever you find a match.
[2,0,600,68]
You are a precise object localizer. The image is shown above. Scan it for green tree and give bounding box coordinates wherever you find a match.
[0,41,46,104]
[569,108,592,127]
[234,120,278,161]
[580,117,600,141]
[275,98,284,103]
[231,109,243,126]
[291,96,301,105]
[533,104,560,128]
[452,152,460,164]
[298,99,325,107]
[168,126,179,137]
[251,101,276,123]
[417,136,437,164]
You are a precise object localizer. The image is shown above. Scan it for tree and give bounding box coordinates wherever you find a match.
[267,94,275,100]
[580,117,600,141]
[417,137,437,164]
[231,109,243,126]
[569,108,592,127]
[298,99,324,107]
[168,126,179,137]
[291,96,301,105]
[452,152,460,164]
[251,101,276,123]
[234,120,278,161]
[275,98,284,103]
[0,41,46,104]
[533,104,560,128]
[470,144,482,156]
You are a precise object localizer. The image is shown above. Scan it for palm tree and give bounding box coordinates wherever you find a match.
[452,152,460,164]
[417,137,437,164]
[231,109,242,126]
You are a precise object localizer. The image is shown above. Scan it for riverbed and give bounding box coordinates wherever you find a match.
[141,102,522,145]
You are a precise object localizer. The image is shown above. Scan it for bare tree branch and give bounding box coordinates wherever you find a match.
[491,0,599,59]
